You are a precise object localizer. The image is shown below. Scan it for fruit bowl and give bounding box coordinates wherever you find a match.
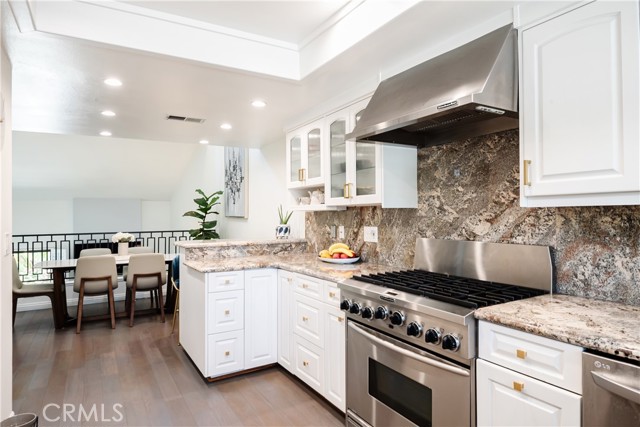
[318,256,360,264]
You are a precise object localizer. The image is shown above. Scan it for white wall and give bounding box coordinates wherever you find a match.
[0,27,13,418]
[170,140,289,240]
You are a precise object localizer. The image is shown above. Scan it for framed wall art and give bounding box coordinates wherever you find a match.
[224,147,248,218]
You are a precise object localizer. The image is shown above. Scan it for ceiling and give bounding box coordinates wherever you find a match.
[5,0,519,200]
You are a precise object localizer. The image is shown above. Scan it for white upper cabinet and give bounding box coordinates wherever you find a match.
[286,121,324,189]
[325,98,417,208]
[520,0,640,207]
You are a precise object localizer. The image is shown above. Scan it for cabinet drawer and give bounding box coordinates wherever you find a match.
[207,290,244,334]
[207,330,245,378]
[477,359,581,426]
[293,293,323,347]
[323,281,341,306]
[207,271,244,292]
[294,335,324,395]
[294,274,323,300]
[479,321,583,393]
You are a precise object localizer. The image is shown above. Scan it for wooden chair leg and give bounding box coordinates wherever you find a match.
[76,285,85,334]
[107,278,116,330]
[149,290,155,308]
[171,289,179,335]
[157,283,165,323]
[129,283,137,327]
[12,295,18,327]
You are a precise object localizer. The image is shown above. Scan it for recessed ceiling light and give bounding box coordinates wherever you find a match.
[101,110,116,117]
[251,100,267,108]
[220,123,232,130]
[199,139,209,145]
[99,130,112,137]
[104,78,122,87]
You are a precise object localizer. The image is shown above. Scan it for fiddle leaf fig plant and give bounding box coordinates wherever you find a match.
[183,189,223,240]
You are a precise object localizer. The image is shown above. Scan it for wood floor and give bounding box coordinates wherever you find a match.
[12,302,345,426]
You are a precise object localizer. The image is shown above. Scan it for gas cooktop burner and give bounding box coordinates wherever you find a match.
[351,269,547,309]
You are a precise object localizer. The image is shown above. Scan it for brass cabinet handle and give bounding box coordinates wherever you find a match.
[224,351,230,356]
[302,316,309,322]
[513,381,525,392]
[338,317,344,323]
[302,283,309,289]
[224,309,230,315]
[224,279,231,285]
[516,349,527,359]
[303,361,309,367]
[343,183,352,199]
[329,291,336,298]
[298,168,305,181]
[523,160,532,186]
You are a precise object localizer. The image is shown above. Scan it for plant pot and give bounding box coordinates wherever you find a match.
[275,224,290,239]
[118,242,129,256]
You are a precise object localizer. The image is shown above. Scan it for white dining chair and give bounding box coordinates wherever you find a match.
[12,257,55,327]
[125,253,166,327]
[79,248,111,257]
[74,255,118,333]
[124,246,157,308]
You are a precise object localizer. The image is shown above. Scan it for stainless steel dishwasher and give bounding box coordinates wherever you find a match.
[583,352,640,426]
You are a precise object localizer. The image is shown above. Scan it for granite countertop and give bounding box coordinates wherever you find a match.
[183,253,400,283]
[175,238,307,249]
[475,294,640,361]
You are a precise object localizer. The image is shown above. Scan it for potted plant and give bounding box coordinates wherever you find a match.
[183,189,223,240]
[276,204,293,239]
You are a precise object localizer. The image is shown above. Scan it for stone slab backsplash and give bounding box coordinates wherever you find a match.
[305,130,640,306]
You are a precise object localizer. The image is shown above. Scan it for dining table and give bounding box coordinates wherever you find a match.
[36,254,178,329]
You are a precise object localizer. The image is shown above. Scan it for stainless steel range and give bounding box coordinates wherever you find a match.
[339,238,553,427]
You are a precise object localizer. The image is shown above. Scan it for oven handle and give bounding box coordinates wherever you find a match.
[591,371,640,404]
[348,321,470,377]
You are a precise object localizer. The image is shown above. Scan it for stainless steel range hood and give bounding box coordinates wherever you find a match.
[348,24,518,147]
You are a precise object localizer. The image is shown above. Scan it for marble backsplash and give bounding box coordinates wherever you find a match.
[306,130,640,306]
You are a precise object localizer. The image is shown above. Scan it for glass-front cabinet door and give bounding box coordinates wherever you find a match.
[327,114,348,202]
[286,121,324,189]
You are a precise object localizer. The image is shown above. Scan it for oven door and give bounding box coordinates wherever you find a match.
[347,320,472,427]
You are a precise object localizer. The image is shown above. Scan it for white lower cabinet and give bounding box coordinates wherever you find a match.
[277,270,295,373]
[181,268,277,380]
[477,321,582,426]
[244,269,278,370]
[281,273,346,412]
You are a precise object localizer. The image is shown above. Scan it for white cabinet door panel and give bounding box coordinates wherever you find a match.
[207,330,245,377]
[324,306,346,412]
[207,290,244,334]
[244,269,278,370]
[277,270,295,373]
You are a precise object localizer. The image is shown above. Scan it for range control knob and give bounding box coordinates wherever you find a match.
[361,306,374,320]
[349,302,362,315]
[340,299,352,311]
[374,306,389,320]
[407,322,423,337]
[425,328,442,344]
[442,334,461,352]
[389,311,405,326]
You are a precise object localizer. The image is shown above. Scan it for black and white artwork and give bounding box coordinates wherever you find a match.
[224,147,248,218]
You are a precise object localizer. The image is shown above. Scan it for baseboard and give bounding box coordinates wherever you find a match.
[16,280,166,312]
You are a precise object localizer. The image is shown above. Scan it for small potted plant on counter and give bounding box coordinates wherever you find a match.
[276,205,293,239]
[183,189,223,240]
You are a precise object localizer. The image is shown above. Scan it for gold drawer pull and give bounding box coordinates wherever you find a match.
[523,160,532,186]
[513,381,525,392]
[329,291,336,298]
[224,309,230,315]
[302,283,309,289]
[224,351,230,356]
[338,317,344,323]
[302,316,309,322]
[516,349,527,359]
[343,183,351,199]
[298,168,305,181]
[224,279,231,284]
[303,361,309,367]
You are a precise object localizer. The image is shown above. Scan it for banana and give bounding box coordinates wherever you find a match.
[331,247,355,257]
[318,250,331,258]
[328,242,350,253]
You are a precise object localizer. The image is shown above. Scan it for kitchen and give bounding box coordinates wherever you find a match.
[2,1,639,426]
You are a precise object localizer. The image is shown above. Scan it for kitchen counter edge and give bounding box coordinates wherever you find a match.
[474,294,640,362]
